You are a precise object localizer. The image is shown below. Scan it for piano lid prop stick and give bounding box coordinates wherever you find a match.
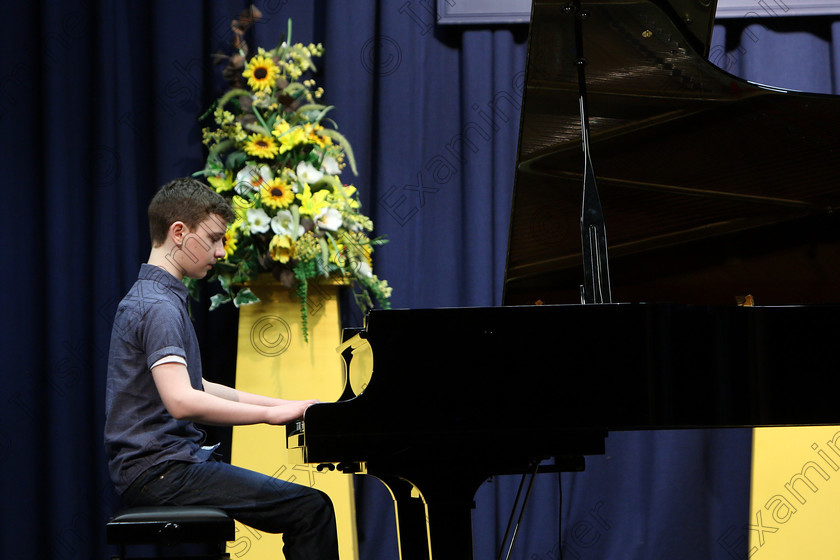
[572,2,612,304]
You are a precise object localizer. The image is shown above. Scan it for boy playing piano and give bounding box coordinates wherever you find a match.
[104,177,339,560]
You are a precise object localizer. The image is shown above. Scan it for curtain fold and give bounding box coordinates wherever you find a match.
[710,17,840,94]
[1,2,836,558]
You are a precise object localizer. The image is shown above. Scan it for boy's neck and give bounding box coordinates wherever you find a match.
[147,244,184,281]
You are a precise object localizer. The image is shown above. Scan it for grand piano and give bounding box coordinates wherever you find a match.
[288,0,840,558]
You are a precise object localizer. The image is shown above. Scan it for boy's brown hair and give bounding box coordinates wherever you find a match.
[148,178,235,247]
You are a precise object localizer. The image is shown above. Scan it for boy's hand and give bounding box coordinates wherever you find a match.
[265,400,320,425]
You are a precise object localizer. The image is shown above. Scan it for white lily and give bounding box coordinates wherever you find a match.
[246,208,272,234]
[315,207,343,232]
[354,260,373,278]
[296,161,324,184]
[235,164,272,196]
[271,210,304,238]
[321,155,341,175]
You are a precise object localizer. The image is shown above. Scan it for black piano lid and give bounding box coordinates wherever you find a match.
[503,0,840,307]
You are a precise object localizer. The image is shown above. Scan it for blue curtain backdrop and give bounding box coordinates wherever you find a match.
[1,1,837,559]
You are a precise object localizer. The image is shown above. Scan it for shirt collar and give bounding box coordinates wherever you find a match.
[138,263,188,303]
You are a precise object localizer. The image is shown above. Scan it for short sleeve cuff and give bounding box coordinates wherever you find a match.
[150,355,188,370]
[147,346,186,370]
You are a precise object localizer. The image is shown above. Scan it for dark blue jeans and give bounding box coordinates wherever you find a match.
[123,459,339,560]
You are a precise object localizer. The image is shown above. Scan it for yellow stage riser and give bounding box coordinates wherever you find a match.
[749,426,840,559]
[229,281,358,560]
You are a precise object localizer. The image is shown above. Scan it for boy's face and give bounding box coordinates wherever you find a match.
[169,213,228,280]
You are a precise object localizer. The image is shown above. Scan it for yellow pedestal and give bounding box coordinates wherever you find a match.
[749,426,840,559]
[227,279,358,560]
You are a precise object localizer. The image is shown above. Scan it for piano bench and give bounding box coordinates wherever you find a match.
[106,506,234,560]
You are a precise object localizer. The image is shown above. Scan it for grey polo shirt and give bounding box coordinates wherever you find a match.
[104,264,214,495]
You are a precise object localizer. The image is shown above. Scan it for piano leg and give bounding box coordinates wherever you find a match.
[369,469,487,560]
[373,475,433,560]
[422,488,479,560]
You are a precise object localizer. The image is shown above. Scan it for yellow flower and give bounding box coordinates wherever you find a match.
[213,107,235,126]
[378,279,393,299]
[342,184,360,209]
[268,234,294,263]
[231,195,255,220]
[294,232,320,261]
[207,170,235,193]
[201,127,224,146]
[243,133,280,159]
[297,184,330,218]
[272,120,290,136]
[308,125,332,149]
[329,240,347,267]
[272,120,307,153]
[341,231,372,264]
[222,219,244,259]
[242,55,280,92]
[261,177,295,209]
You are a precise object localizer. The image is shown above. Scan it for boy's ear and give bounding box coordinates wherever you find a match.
[169,221,187,247]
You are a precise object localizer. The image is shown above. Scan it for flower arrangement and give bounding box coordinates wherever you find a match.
[191,8,391,338]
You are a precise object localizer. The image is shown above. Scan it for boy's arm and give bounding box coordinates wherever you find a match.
[152,363,313,426]
[202,378,306,407]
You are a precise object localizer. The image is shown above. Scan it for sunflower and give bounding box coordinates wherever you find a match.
[243,133,280,159]
[222,218,244,259]
[242,54,280,92]
[260,177,295,209]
